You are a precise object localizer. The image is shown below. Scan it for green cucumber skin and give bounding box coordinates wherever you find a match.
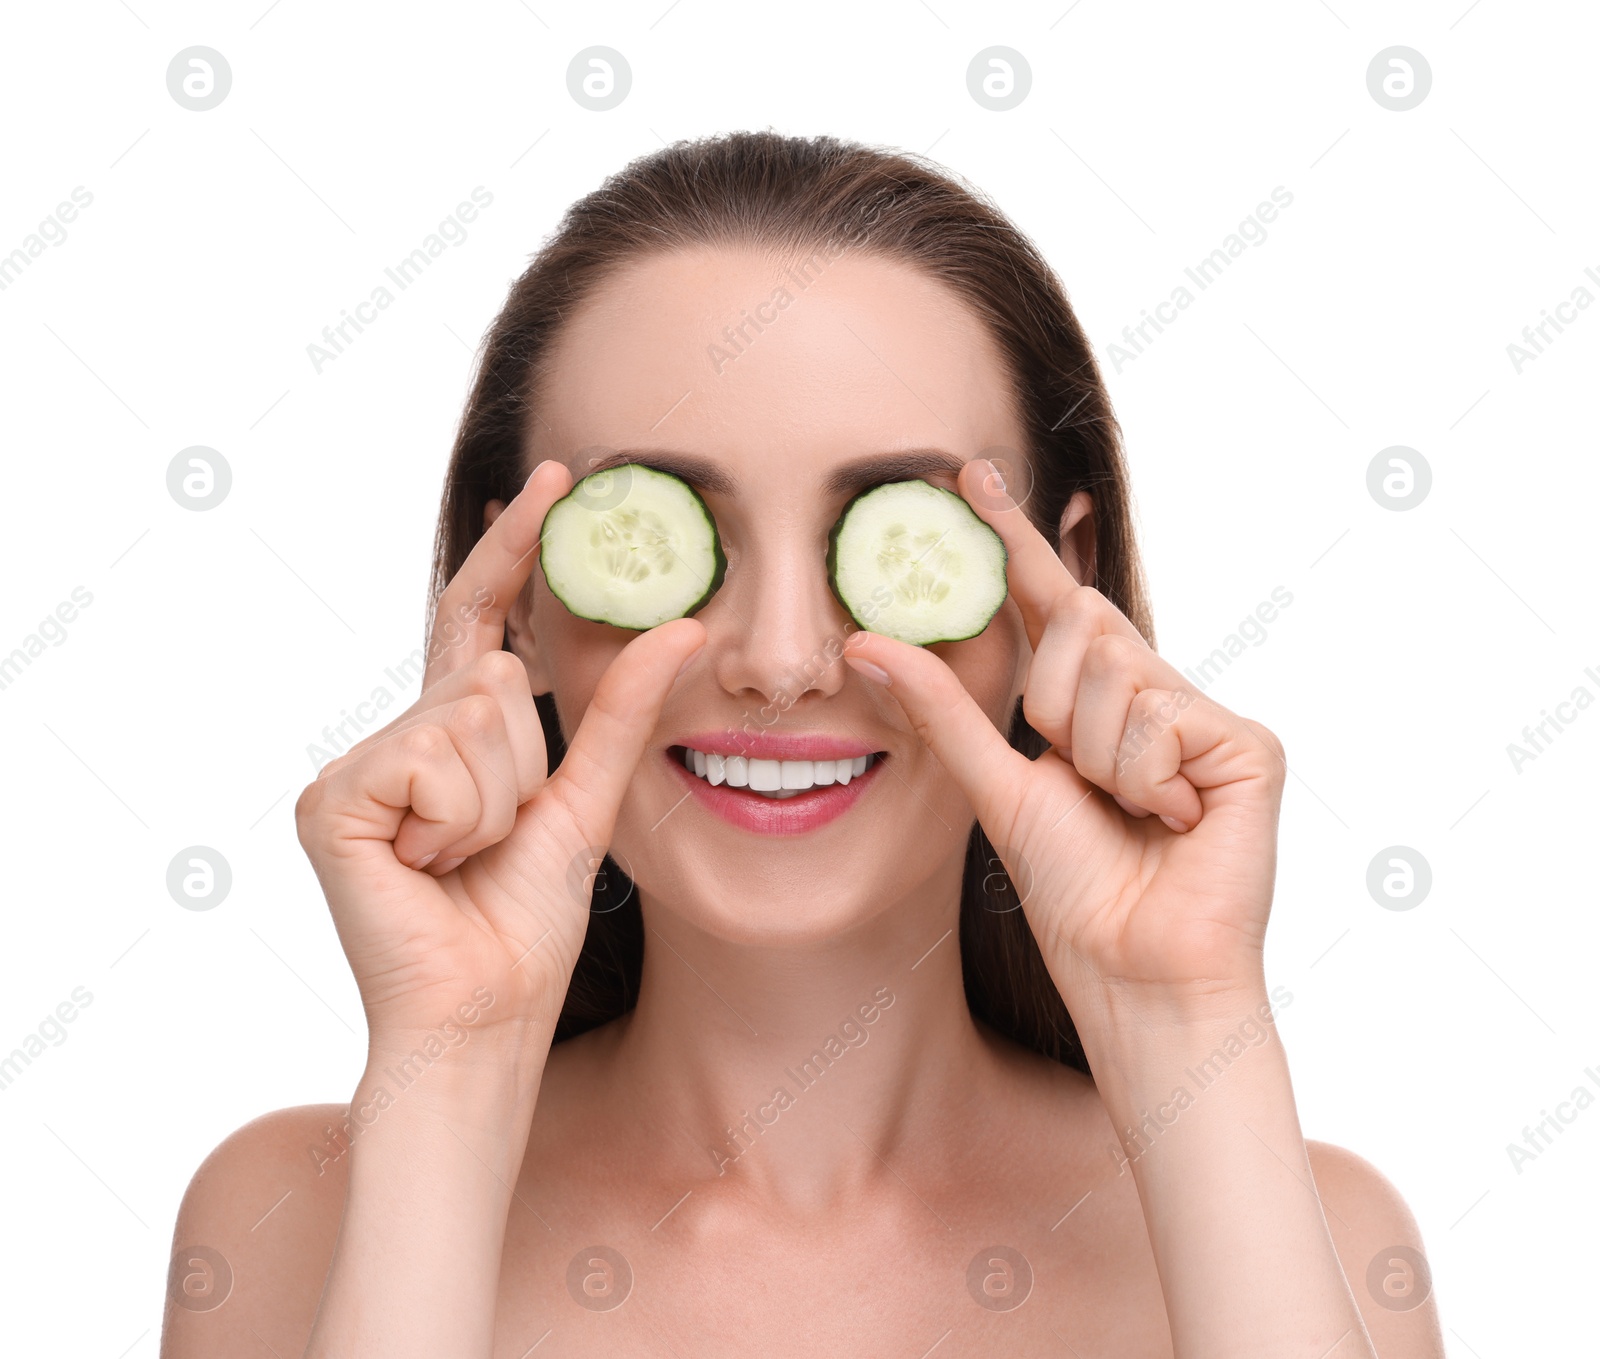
[672,515,727,622]
[672,478,727,619]
[540,467,727,630]
[826,480,1008,647]
[541,470,1004,642]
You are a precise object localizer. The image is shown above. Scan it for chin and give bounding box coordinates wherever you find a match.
[651,871,893,948]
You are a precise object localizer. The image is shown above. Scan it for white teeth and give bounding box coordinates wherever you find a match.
[681,747,876,794]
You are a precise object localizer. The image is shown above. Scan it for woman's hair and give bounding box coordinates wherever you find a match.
[428,130,1152,1077]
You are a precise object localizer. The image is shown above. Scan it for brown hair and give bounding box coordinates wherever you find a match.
[428,131,1153,1075]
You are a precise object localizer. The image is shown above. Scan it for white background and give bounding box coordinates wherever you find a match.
[1,1,1594,1353]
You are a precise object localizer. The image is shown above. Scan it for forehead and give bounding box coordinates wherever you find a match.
[530,244,1023,482]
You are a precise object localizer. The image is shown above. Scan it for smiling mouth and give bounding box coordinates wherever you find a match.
[669,746,887,799]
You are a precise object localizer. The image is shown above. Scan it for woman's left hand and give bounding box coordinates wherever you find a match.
[841,459,1288,1036]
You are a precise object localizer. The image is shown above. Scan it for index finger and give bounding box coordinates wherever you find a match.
[956,457,1141,653]
[424,458,573,688]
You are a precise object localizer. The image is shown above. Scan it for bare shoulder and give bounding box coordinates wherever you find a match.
[1305,1140,1447,1357]
[162,1103,351,1358]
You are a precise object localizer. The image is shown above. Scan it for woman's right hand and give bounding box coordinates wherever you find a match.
[294,458,706,1051]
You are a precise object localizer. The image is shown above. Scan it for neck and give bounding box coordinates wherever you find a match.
[605,857,995,1215]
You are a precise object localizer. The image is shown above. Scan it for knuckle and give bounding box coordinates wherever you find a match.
[1127,687,1171,728]
[471,647,527,692]
[397,721,453,766]
[1058,584,1107,622]
[1080,632,1121,676]
[293,778,339,858]
[448,693,503,742]
[1246,718,1287,764]
[293,778,325,831]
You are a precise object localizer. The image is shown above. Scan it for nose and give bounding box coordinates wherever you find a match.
[701,533,852,712]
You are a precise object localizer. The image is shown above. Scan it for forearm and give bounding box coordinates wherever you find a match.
[1082,985,1375,1359]
[304,1030,551,1359]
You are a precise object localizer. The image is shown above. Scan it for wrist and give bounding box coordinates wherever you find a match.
[1075,978,1290,1106]
[1082,988,1311,1234]
[314,1023,550,1185]
[1089,972,1273,1036]
[361,1019,551,1118]
[364,983,556,1084]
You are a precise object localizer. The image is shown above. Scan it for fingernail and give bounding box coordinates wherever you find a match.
[1160,815,1187,833]
[676,644,705,680]
[434,855,467,874]
[524,460,551,490]
[845,656,891,687]
[413,851,438,869]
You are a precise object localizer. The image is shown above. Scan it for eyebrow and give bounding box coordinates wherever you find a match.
[583,446,969,498]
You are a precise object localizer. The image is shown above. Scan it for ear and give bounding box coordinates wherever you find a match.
[1057,490,1097,587]
[483,497,555,696]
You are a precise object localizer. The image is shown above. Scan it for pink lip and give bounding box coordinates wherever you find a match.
[672,731,883,761]
[665,747,884,836]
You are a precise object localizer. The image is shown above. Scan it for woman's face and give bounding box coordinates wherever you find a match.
[516,243,1041,943]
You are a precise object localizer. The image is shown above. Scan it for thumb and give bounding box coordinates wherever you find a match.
[842,629,1032,837]
[545,616,707,843]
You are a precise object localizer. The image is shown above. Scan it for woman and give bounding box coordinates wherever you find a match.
[164,131,1445,1356]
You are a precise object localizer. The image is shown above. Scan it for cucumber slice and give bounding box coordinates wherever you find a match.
[827,479,1008,646]
[540,465,726,630]
[832,477,1004,646]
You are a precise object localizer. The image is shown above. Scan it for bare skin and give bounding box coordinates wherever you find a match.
[163,246,1446,1357]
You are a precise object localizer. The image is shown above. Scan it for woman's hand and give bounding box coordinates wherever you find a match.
[295,459,706,1049]
[841,459,1287,1036]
